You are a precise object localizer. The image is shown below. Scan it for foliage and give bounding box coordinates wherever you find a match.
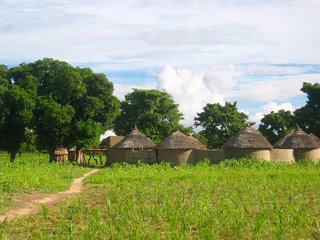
[19,129,37,153]
[0,86,35,161]
[295,82,320,137]
[194,102,250,148]
[2,161,320,239]
[258,110,296,144]
[114,89,185,143]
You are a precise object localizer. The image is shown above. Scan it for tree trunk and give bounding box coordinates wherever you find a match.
[49,147,55,163]
[76,147,83,164]
[10,150,17,162]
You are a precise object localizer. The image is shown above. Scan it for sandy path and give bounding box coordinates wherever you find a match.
[0,168,99,222]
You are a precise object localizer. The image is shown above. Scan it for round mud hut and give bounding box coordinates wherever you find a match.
[274,129,320,161]
[54,147,68,163]
[155,131,207,166]
[224,126,272,160]
[107,128,156,165]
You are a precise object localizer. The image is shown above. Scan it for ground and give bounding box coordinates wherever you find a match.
[0,155,320,239]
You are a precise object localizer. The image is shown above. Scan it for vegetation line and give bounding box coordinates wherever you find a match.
[0,168,100,222]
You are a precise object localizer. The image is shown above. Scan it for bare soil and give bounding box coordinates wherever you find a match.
[0,169,99,222]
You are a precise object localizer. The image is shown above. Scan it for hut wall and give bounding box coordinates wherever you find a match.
[270,149,294,162]
[68,151,76,161]
[54,154,68,163]
[294,148,320,162]
[157,149,193,166]
[107,148,157,165]
[106,136,125,150]
[190,149,225,164]
[225,148,270,161]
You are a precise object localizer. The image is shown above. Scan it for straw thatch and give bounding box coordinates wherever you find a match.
[274,129,320,149]
[156,131,206,150]
[54,148,68,155]
[54,147,68,162]
[112,128,155,149]
[225,126,272,149]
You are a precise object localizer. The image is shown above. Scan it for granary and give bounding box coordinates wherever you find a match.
[68,146,76,161]
[274,129,320,161]
[106,127,156,165]
[155,131,207,166]
[54,147,68,163]
[224,126,272,160]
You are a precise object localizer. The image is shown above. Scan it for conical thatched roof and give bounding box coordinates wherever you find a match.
[274,129,320,149]
[69,146,76,152]
[225,126,272,149]
[156,131,206,150]
[54,148,68,155]
[112,128,155,149]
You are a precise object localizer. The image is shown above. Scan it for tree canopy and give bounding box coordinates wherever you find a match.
[295,82,320,137]
[194,102,249,149]
[114,89,186,143]
[258,110,296,145]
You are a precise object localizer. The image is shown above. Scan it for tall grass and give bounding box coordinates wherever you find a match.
[2,159,320,239]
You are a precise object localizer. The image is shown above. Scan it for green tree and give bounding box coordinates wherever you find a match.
[0,86,35,161]
[114,89,185,143]
[194,102,249,149]
[295,82,320,137]
[258,110,296,144]
[192,133,208,148]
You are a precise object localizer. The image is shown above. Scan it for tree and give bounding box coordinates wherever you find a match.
[258,110,296,144]
[295,82,320,137]
[192,133,208,148]
[114,89,185,143]
[0,86,35,161]
[194,102,249,149]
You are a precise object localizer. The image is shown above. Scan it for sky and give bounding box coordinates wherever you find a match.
[1,0,320,130]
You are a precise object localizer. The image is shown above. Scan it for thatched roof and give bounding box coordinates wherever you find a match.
[112,128,155,149]
[225,126,272,149]
[156,131,207,150]
[69,146,76,152]
[274,129,320,149]
[54,148,68,155]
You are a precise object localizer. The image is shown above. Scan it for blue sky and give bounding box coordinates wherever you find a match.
[1,0,320,128]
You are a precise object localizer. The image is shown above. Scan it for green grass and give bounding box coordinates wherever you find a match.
[0,152,90,214]
[1,159,320,239]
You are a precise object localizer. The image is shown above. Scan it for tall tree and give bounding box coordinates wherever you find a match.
[258,110,296,144]
[0,86,35,161]
[194,102,249,149]
[295,82,320,137]
[114,89,185,143]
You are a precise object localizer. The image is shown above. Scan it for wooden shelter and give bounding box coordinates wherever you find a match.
[274,129,320,161]
[224,126,272,160]
[155,131,207,165]
[107,127,156,165]
[54,147,68,163]
[68,146,76,161]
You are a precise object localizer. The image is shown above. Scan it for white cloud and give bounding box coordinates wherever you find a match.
[251,101,295,125]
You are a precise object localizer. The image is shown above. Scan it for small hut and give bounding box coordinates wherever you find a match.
[68,146,76,161]
[274,129,320,161]
[224,126,272,160]
[155,131,207,165]
[54,147,68,163]
[107,127,156,165]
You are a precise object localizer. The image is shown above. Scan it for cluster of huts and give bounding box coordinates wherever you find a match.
[106,126,320,165]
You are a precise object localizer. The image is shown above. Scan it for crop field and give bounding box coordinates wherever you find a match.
[0,152,90,214]
[1,159,320,239]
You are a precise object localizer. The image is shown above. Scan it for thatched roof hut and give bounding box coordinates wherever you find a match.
[54,147,68,163]
[224,126,272,160]
[274,129,320,161]
[113,128,155,149]
[274,129,320,149]
[155,131,206,165]
[107,128,156,165]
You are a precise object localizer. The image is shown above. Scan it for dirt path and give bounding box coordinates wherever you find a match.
[0,168,99,222]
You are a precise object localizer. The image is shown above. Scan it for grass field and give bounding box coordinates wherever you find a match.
[0,152,90,214]
[1,159,320,239]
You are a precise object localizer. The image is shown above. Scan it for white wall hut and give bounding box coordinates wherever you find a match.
[107,128,156,165]
[155,131,207,166]
[274,129,320,162]
[224,126,272,161]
